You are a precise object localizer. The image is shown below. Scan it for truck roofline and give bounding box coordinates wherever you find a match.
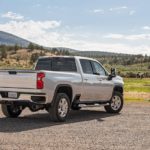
[38,55,97,61]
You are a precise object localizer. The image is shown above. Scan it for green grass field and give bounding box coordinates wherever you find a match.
[124,78,150,93]
[124,78,150,102]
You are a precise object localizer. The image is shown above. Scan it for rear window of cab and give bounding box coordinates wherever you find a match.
[35,57,77,72]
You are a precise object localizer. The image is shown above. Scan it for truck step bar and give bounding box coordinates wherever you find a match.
[76,100,110,105]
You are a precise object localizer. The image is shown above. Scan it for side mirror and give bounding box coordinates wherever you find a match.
[111,68,116,77]
[108,68,116,80]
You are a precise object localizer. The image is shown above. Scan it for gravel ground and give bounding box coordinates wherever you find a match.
[0,103,150,150]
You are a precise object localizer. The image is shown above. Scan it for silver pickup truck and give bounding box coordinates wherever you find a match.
[0,56,124,122]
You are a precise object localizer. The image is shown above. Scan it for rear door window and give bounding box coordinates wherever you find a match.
[52,57,77,72]
[80,59,93,74]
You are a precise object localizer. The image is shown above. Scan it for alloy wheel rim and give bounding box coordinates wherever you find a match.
[58,98,68,118]
[111,95,121,111]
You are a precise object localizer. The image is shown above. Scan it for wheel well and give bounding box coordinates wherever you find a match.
[114,86,123,94]
[55,85,73,102]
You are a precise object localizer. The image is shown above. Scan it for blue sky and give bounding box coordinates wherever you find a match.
[0,0,150,55]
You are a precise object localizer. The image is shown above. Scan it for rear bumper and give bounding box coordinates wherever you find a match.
[0,90,47,104]
[0,100,49,112]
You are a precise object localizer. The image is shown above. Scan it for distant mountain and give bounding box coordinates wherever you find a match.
[0,31,134,57]
[0,31,30,47]
[75,50,131,57]
[46,47,132,56]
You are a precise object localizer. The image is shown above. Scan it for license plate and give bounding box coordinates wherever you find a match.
[8,92,18,99]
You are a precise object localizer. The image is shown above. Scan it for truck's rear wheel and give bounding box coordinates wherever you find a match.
[104,92,123,113]
[49,93,70,122]
[1,104,22,118]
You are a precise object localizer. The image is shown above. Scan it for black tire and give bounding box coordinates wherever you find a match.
[104,92,123,113]
[1,104,22,118]
[48,93,70,122]
[71,104,81,110]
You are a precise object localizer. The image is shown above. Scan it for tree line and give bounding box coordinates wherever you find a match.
[0,43,150,68]
[0,43,71,65]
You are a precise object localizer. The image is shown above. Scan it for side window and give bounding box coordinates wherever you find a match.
[91,61,106,76]
[35,58,52,70]
[80,59,93,74]
[52,58,77,72]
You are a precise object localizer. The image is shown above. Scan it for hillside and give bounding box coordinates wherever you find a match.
[0,31,30,47]
[0,48,54,69]
[74,50,131,57]
[0,31,134,57]
[0,31,150,77]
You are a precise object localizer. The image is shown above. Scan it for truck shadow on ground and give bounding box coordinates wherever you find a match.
[0,108,119,133]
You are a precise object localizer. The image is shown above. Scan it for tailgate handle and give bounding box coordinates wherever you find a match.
[8,71,17,75]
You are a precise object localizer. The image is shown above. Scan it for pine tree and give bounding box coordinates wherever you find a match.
[28,43,34,51]
[0,48,7,60]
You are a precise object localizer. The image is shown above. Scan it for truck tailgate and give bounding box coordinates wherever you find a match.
[0,70,37,89]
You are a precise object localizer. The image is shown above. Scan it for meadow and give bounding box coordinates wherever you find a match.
[124,78,150,102]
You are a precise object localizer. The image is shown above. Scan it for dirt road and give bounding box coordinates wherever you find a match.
[0,103,150,150]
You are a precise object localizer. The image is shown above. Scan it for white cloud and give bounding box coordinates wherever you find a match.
[129,10,136,15]
[0,20,149,55]
[93,9,104,14]
[104,34,124,39]
[32,34,150,55]
[1,11,24,20]
[142,26,150,30]
[74,42,150,55]
[104,33,150,41]
[126,34,150,40]
[50,38,150,55]
[109,6,128,11]
[0,20,61,45]
[0,20,76,49]
[92,6,135,16]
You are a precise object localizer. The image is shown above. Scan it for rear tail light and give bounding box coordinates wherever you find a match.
[37,72,45,89]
